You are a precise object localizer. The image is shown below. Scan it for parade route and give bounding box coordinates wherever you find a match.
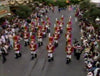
[0,6,87,76]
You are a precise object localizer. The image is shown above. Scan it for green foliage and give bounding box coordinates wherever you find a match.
[15,5,32,18]
[70,0,80,4]
[79,0,100,28]
[56,1,67,8]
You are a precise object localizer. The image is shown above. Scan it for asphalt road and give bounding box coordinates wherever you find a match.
[0,6,87,76]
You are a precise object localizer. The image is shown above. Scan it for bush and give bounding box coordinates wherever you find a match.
[15,5,32,18]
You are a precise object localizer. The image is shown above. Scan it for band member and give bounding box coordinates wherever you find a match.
[65,31,72,45]
[56,18,60,25]
[65,44,73,64]
[66,23,72,32]
[46,22,51,33]
[61,15,64,22]
[37,30,43,47]
[59,22,63,33]
[30,22,35,36]
[54,25,60,35]
[23,30,29,46]
[13,41,21,59]
[47,42,55,62]
[48,34,54,43]
[53,31,59,47]
[30,35,37,60]
[42,25,47,38]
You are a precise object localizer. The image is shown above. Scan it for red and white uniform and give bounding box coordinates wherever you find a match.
[49,36,54,43]
[23,31,29,43]
[47,43,55,53]
[66,26,72,32]
[42,26,47,34]
[67,37,72,44]
[14,42,20,54]
[61,15,64,21]
[65,32,72,39]
[30,41,37,54]
[37,30,43,42]
[37,30,43,38]
[54,26,60,35]
[59,22,63,30]
[24,32,29,39]
[65,45,73,58]
[53,32,59,41]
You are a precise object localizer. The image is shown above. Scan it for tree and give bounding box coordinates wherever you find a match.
[15,5,32,18]
[79,0,100,28]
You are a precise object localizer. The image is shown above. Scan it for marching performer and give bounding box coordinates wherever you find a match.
[37,29,43,47]
[46,22,51,33]
[30,35,37,60]
[13,36,21,59]
[56,18,60,26]
[66,22,72,32]
[53,31,59,47]
[23,30,29,46]
[61,15,64,22]
[42,24,47,38]
[65,43,73,64]
[30,22,35,36]
[59,22,63,33]
[65,31,72,44]
[47,41,55,62]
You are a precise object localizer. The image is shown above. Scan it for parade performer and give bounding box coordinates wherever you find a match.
[23,29,29,46]
[37,30,43,47]
[42,25,47,38]
[30,22,35,36]
[61,15,64,22]
[47,41,55,62]
[13,37,21,59]
[30,35,37,60]
[46,22,51,33]
[59,22,63,33]
[56,18,60,26]
[66,23,72,32]
[53,31,59,47]
[65,31,72,45]
[65,43,73,64]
